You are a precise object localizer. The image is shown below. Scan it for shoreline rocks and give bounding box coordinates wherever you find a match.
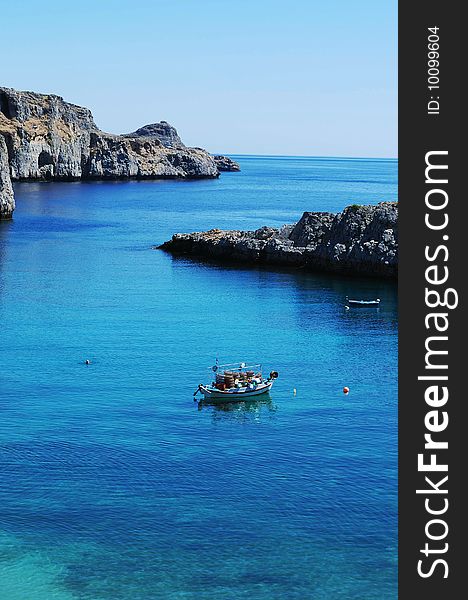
[159,202,398,278]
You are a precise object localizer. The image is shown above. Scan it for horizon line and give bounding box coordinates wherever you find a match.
[212,153,398,161]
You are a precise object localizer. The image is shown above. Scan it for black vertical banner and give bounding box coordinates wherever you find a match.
[399,2,466,598]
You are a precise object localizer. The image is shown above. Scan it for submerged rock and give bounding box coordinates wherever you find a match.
[159,202,398,278]
[213,155,241,171]
[0,135,14,219]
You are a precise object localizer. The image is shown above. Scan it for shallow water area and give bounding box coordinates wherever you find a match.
[0,156,397,599]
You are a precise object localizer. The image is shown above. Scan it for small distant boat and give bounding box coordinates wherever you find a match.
[194,361,278,401]
[345,296,381,308]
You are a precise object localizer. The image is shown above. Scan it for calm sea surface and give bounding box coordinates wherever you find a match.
[0,156,398,599]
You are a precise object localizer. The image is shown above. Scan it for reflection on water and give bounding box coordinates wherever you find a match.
[197,395,278,423]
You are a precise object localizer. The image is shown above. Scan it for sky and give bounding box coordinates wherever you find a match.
[1,0,397,157]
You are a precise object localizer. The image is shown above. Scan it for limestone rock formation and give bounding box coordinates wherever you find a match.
[213,155,241,171]
[0,135,14,219]
[159,202,398,278]
[0,86,219,186]
[0,87,97,180]
[86,132,218,179]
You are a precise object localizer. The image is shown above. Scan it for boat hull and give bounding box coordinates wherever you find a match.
[199,381,273,400]
[347,300,380,307]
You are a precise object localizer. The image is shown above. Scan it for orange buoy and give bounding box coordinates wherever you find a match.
[343,386,349,394]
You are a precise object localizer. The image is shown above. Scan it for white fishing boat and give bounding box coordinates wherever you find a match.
[194,361,278,401]
[345,296,381,307]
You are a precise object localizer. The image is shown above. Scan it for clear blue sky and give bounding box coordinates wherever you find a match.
[1,0,397,157]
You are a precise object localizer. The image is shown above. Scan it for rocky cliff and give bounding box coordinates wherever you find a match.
[0,135,14,219]
[0,87,219,208]
[159,202,398,278]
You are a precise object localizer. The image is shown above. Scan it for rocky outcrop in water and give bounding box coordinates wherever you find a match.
[159,202,398,278]
[213,155,241,171]
[0,135,14,219]
[0,86,219,199]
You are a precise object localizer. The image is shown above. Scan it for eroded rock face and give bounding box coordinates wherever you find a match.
[0,87,97,180]
[213,155,241,171]
[86,132,218,179]
[0,87,219,186]
[0,135,14,219]
[159,202,398,278]
[289,211,335,249]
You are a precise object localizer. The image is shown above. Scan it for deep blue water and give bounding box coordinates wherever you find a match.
[0,156,398,599]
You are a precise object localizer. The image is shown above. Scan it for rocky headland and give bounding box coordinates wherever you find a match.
[213,155,241,172]
[0,86,235,219]
[159,202,398,278]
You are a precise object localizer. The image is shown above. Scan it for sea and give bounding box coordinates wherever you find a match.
[0,156,398,599]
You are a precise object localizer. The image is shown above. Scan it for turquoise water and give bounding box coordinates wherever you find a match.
[0,156,398,599]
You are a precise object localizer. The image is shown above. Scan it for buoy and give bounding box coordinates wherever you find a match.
[343,386,349,394]
[293,388,297,395]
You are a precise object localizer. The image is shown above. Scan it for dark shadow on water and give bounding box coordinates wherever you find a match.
[160,249,397,285]
[162,252,397,314]
[197,395,278,424]
[0,217,13,242]
[161,252,398,342]
[0,219,14,297]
